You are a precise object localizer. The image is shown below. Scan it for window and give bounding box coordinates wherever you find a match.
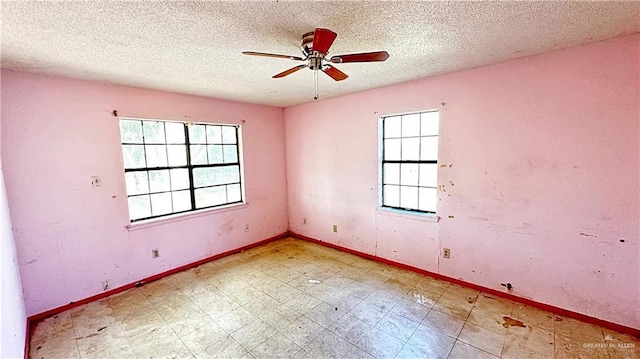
[381,110,439,213]
[119,118,244,222]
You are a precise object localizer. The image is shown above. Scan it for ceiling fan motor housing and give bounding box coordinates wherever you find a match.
[301,31,315,57]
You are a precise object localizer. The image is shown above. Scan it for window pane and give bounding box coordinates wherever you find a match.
[207,126,222,144]
[227,183,241,203]
[145,145,168,167]
[420,137,439,161]
[402,114,420,137]
[172,190,191,212]
[384,116,401,138]
[167,145,187,166]
[150,192,172,216]
[125,172,149,196]
[195,186,227,208]
[383,185,400,207]
[384,139,401,161]
[419,163,438,187]
[208,145,223,164]
[148,170,171,193]
[143,121,165,144]
[122,145,146,169]
[189,124,206,144]
[400,163,419,186]
[120,120,143,143]
[190,145,207,165]
[170,169,190,190]
[419,187,437,212]
[421,112,439,136]
[222,126,237,144]
[165,122,185,144]
[401,138,420,161]
[128,195,151,220]
[400,186,418,209]
[223,145,238,163]
[193,166,239,187]
[383,163,400,185]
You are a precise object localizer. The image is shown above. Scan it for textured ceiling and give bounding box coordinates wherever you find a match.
[1,1,639,107]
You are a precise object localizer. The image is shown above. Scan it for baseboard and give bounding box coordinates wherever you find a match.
[26,232,288,329]
[289,231,640,338]
[24,319,30,359]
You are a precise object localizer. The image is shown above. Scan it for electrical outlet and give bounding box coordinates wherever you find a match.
[332,225,338,233]
[152,249,159,258]
[91,176,102,187]
[443,248,451,259]
[101,280,110,291]
[244,224,249,232]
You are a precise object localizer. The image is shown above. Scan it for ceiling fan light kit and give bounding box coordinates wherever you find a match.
[243,28,389,100]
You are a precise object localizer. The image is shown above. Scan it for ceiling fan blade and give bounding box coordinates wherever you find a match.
[243,51,304,61]
[312,28,337,54]
[330,51,389,63]
[322,65,348,81]
[273,65,308,78]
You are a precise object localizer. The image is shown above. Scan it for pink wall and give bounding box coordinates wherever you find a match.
[1,91,27,358]
[285,34,640,329]
[1,71,288,316]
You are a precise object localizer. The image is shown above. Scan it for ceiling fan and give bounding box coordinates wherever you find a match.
[243,28,389,100]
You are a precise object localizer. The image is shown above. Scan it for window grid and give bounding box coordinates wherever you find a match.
[120,120,243,222]
[381,110,439,213]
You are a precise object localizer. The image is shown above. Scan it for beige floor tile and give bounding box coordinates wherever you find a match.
[458,322,506,357]
[198,334,247,359]
[349,298,392,327]
[404,324,456,359]
[404,287,440,308]
[28,238,637,359]
[284,292,322,315]
[329,314,374,346]
[355,326,405,358]
[179,320,229,355]
[375,310,420,341]
[421,308,465,338]
[250,333,302,359]
[389,297,430,324]
[603,328,640,359]
[29,328,79,359]
[258,302,301,328]
[414,276,450,295]
[501,325,554,359]
[365,288,403,310]
[448,340,498,359]
[466,308,509,335]
[555,332,610,359]
[344,346,376,359]
[76,324,136,359]
[432,291,475,320]
[554,315,605,343]
[472,293,514,316]
[216,307,258,333]
[305,329,356,359]
[31,311,74,342]
[230,318,276,351]
[304,301,348,329]
[278,315,325,347]
[510,304,554,332]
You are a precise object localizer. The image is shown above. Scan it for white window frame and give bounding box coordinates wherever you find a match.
[378,109,440,215]
[119,117,246,222]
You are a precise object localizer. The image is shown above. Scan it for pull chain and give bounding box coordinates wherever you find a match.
[314,69,319,100]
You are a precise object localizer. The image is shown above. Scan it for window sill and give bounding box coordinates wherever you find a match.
[376,207,440,223]
[126,202,248,231]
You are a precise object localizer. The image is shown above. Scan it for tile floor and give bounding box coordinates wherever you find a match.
[29,237,638,359]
